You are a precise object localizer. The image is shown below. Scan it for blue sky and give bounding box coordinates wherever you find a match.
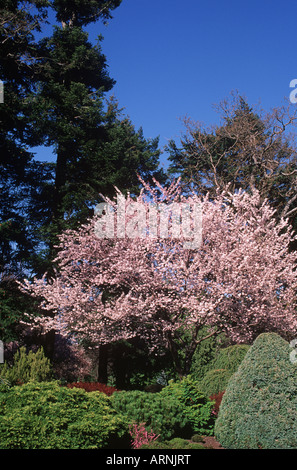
[32,0,297,170]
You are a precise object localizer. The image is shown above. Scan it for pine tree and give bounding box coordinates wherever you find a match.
[0,0,51,276]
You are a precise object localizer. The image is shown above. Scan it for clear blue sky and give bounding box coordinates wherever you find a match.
[32,0,297,170]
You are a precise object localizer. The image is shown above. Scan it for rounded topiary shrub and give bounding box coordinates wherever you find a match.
[214,333,297,449]
[0,381,129,449]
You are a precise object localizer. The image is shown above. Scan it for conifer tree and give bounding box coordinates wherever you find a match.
[0,0,51,276]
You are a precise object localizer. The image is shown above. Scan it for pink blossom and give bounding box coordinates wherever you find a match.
[19,181,297,375]
[129,422,160,449]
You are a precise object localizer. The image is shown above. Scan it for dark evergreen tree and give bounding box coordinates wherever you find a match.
[25,24,115,250]
[52,0,122,28]
[0,0,52,277]
[0,1,55,343]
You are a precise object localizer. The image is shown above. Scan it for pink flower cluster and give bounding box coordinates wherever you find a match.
[129,422,160,449]
[19,179,297,373]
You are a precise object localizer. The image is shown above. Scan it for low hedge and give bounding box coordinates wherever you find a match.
[0,381,130,449]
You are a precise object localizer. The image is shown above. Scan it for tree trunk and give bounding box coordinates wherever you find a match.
[97,344,109,384]
[167,333,184,379]
[53,146,68,229]
[40,329,55,361]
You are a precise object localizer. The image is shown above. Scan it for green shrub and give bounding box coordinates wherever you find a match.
[167,437,205,449]
[160,375,215,436]
[190,329,228,381]
[207,344,250,374]
[141,438,205,449]
[111,376,215,440]
[111,390,192,440]
[0,381,130,449]
[214,333,297,449]
[191,434,204,442]
[139,440,173,449]
[196,344,250,397]
[0,346,52,385]
[199,368,233,396]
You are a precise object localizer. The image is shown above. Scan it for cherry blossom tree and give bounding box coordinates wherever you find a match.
[20,179,297,377]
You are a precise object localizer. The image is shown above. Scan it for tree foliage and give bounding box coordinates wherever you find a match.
[52,0,122,28]
[0,0,53,276]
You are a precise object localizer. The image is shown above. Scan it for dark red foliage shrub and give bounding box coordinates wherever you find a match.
[66,382,119,396]
[209,391,225,417]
